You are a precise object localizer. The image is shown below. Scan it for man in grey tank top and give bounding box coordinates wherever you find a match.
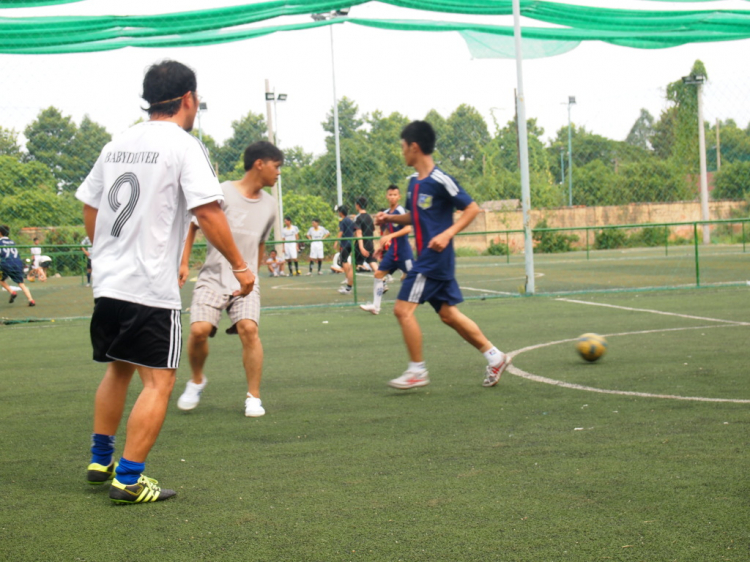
[177,141,282,417]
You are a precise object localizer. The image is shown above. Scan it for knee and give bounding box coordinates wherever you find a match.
[438,308,457,327]
[189,322,213,343]
[393,302,411,322]
[236,320,259,344]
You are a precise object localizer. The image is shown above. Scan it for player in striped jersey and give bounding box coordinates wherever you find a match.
[75,61,254,504]
[375,121,510,390]
[360,185,413,315]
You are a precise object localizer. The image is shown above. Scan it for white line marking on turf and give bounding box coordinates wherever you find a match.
[461,286,514,295]
[507,324,750,403]
[556,298,750,326]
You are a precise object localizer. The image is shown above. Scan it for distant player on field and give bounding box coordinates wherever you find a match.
[81,235,92,286]
[335,206,356,294]
[177,141,280,418]
[305,219,329,275]
[360,185,413,315]
[266,249,286,277]
[75,60,254,504]
[0,225,35,306]
[353,197,379,278]
[281,216,300,276]
[375,121,510,390]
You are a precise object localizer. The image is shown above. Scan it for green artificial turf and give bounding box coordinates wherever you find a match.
[1,288,748,561]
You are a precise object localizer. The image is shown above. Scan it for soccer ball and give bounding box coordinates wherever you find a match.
[575,333,607,362]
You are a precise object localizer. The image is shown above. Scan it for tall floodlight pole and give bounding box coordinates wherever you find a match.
[197,100,207,142]
[265,81,284,251]
[512,0,535,295]
[567,96,576,206]
[683,74,710,244]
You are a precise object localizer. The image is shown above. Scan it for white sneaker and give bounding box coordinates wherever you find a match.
[340,279,348,285]
[382,283,389,294]
[483,354,512,387]
[359,303,380,315]
[338,286,352,294]
[306,271,312,276]
[388,368,430,390]
[245,393,265,417]
[317,271,324,275]
[177,376,208,410]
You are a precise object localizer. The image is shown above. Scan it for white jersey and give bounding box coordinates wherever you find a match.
[75,121,223,309]
[281,225,299,241]
[306,226,329,241]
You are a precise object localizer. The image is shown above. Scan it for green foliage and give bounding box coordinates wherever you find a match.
[629,226,668,247]
[484,239,509,256]
[215,111,267,175]
[41,225,88,275]
[626,108,655,150]
[0,126,22,158]
[280,192,338,242]
[713,161,750,200]
[594,227,628,249]
[533,218,579,253]
[1,186,82,229]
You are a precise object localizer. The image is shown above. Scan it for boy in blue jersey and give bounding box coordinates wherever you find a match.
[0,225,35,306]
[360,185,413,315]
[375,121,510,390]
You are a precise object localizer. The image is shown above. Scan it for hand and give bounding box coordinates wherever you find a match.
[178,263,190,288]
[361,248,370,258]
[374,212,388,226]
[427,231,452,252]
[232,268,255,296]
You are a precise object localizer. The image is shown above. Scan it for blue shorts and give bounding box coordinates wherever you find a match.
[378,251,413,275]
[397,271,463,313]
[1,264,24,284]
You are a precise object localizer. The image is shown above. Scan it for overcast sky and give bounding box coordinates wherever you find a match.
[1,0,749,156]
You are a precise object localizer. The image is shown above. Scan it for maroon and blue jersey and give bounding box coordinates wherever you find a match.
[405,167,473,280]
[381,205,413,262]
[0,237,24,272]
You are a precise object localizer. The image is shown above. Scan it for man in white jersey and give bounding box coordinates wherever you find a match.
[75,60,253,504]
[305,219,329,275]
[281,216,300,276]
[176,141,280,417]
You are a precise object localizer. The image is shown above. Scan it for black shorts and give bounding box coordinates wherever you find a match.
[339,244,352,266]
[91,297,182,369]
[355,243,376,266]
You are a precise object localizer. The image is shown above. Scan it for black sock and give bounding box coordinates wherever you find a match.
[317,262,322,272]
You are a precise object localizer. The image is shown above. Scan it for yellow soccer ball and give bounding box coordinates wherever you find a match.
[576,333,607,362]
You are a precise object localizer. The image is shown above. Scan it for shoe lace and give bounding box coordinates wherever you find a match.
[138,475,161,491]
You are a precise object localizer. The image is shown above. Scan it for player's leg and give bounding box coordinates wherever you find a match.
[229,285,265,417]
[317,259,323,274]
[437,301,510,387]
[0,275,15,302]
[17,281,34,305]
[307,258,313,275]
[389,298,429,389]
[361,268,387,314]
[187,321,214,384]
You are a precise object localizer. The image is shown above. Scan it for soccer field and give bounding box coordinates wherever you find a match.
[1,286,748,561]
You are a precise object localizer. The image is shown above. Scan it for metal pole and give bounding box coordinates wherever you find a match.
[330,25,343,207]
[715,118,721,171]
[693,222,700,287]
[560,149,564,185]
[567,102,573,207]
[697,82,710,245]
[273,96,284,225]
[512,0,535,295]
[265,79,283,252]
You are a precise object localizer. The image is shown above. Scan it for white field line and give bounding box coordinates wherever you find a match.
[507,324,750,403]
[461,286,514,295]
[555,298,750,326]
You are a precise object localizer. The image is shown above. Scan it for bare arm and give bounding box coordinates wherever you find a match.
[192,201,254,296]
[427,202,481,252]
[355,228,369,257]
[83,204,98,243]
[178,221,199,288]
[375,210,412,226]
[258,242,265,273]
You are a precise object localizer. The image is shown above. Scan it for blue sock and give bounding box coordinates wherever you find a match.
[115,457,145,485]
[90,433,115,466]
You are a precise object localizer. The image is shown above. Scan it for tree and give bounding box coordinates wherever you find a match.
[713,161,750,200]
[216,111,267,175]
[281,192,339,241]
[24,106,78,190]
[0,126,22,158]
[442,104,491,178]
[0,154,57,197]
[322,96,365,144]
[626,109,655,150]
[67,116,112,187]
[365,110,411,186]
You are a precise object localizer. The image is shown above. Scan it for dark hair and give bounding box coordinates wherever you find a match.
[0,225,9,237]
[338,205,348,217]
[355,196,367,210]
[142,60,197,117]
[312,218,320,223]
[244,141,284,171]
[386,184,400,192]
[270,249,277,254]
[33,237,39,243]
[284,216,291,222]
[401,120,436,155]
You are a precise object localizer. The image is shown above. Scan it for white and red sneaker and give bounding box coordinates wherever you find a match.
[388,368,430,390]
[359,303,380,315]
[483,354,512,387]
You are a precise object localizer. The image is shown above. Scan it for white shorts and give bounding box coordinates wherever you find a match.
[284,243,298,260]
[310,241,325,260]
[190,284,261,335]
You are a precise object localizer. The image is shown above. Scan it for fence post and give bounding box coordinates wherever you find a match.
[665,225,669,257]
[585,228,590,261]
[743,221,746,254]
[693,222,700,288]
[506,231,510,264]
[352,236,358,305]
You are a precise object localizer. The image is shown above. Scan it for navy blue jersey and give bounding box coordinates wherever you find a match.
[382,205,414,262]
[0,237,23,270]
[405,167,473,280]
[338,216,355,249]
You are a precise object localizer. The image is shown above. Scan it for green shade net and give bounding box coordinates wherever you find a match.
[1,0,750,54]
[460,30,580,59]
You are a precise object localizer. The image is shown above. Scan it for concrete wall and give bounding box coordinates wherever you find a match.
[457,200,747,252]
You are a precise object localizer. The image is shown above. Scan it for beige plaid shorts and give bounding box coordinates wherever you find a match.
[190,283,261,335]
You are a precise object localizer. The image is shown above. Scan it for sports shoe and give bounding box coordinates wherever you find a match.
[177,376,207,411]
[109,474,176,504]
[87,460,118,485]
[359,303,380,315]
[245,393,265,417]
[338,286,352,295]
[28,300,35,307]
[483,354,512,387]
[306,271,312,276]
[382,283,389,294]
[317,271,324,275]
[9,292,17,303]
[295,271,301,276]
[340,279,348,285]
[388,368,430,390]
